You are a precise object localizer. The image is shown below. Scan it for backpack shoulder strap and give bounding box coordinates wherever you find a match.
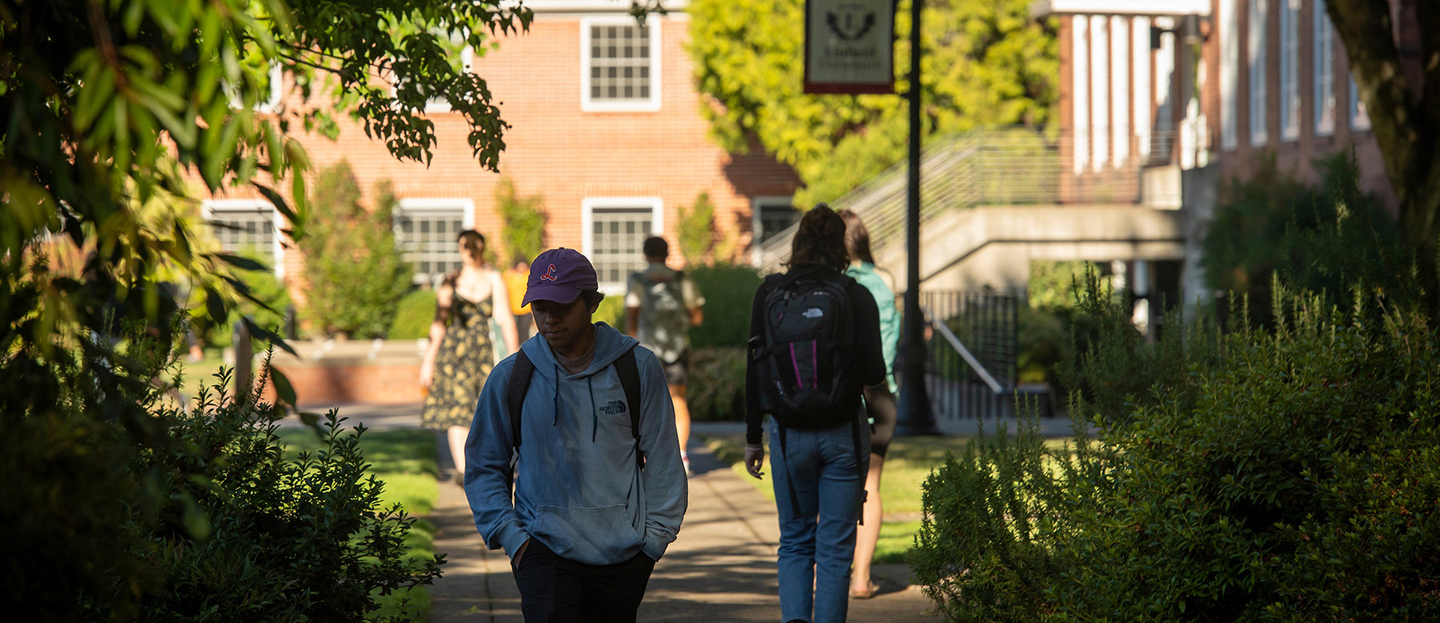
[612,346,645,469]
[508,349,535,451]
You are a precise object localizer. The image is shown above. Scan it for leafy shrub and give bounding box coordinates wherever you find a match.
[4,307,441,621]
[496,179,545,266]
[133,370,443,620]
[388,289,438,340]
[913,276,1440,621]
[677,192,716,267]
[686,347,747,421]
[1203,151,1413,326]
[688,262,762,349]
[912,418,1066,621]
[299,163,413,338]
[595,292,626,329]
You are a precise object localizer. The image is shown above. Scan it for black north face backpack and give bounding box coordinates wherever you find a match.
[750,269,858,430]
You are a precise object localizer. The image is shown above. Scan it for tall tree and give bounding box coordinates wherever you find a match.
[688,0,1057,206]
[0,1,530,615]
[1326,0,1440,302]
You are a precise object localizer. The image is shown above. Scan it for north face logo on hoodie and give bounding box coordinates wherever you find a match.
[597,400,628,415]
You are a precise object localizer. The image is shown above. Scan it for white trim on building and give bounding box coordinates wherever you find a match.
[1279,0,1300,141]
[1220,0,1239,150]
[1031,0,1210,18]
[1073,15,1090,173]
[1133,16,1151,159]
[1314,0,1336,136]
[1249,0,1268,147]
[1090,15,1109,171]
[1110,15,1129,167]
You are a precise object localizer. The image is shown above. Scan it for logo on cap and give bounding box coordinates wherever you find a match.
[539,264,559,282]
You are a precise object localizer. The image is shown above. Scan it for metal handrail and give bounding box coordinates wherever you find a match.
[923,306,1006,395]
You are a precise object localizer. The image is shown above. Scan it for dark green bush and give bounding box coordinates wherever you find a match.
[299,163,413,338]
[686,347,746,421]
[132,369,443,621]
[388,289,438,340]
[913,277,1440,621]
[3,309,441,621]
[688,262,762,349]
[1203,151,1414,326]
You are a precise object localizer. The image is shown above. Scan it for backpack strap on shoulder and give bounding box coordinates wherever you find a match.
[613,346,645,470]
[508,350,535,451]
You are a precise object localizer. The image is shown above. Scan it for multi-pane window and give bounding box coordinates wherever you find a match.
[1249,0,1268,146]
[394,200,472,287]
[1279,0,1300,140]
[1220,0,1239,149]
[584,199,661,290]
[755,200,799,245]
[204,200,281,276]
[1314,0,1336,135]
[582,18,660,111]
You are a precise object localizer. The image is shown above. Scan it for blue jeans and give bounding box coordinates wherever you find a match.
[768,418,869,623]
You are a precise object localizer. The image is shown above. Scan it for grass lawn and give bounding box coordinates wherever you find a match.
[704,432,1083,565]
[277,426,440,620]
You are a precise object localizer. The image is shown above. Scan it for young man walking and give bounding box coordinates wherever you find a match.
[624,236,704,475]
[465,248,688,623]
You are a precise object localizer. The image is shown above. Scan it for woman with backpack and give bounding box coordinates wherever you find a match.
[744,204,897,623]
[838,209,900,600]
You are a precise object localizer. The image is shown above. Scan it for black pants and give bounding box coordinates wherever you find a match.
[512,540,656,623]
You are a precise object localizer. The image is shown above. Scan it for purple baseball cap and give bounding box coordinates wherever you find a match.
[522,248,599,306]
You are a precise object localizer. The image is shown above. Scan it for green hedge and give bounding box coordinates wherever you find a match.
[388,289,438,340]
[686,347,747,421]
[688,262,762,349]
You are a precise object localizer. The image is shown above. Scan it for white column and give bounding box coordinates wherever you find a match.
[1133,17,1151,160]
[1074,16,1090,173]
[1091,15,1109,172]
[1111,15,1129,167]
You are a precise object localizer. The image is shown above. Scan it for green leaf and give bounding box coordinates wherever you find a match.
[205,287,227,324]
[213,252,269,272]
[270,366,298,407]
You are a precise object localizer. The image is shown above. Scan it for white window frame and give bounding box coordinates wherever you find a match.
[1313,0,1335,136]
[581,197,664,292]
[1350,75,1370,130]
[202,199,285,278]
[394,198,477,287]
[580,15,663,113]
[1279,0,1300,140]
[1249,0,1268,147]
[750,196,799,263]
[1220,0,1239,149]
[422,46,476,113]
[227,64,284,112]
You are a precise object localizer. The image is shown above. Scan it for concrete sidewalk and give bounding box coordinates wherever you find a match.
[427,438,941,622]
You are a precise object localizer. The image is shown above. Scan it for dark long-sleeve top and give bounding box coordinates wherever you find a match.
[745,266,887,446]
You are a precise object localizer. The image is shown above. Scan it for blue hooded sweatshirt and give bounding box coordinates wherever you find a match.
[463,322,688,566]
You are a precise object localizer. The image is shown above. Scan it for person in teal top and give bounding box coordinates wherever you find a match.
[839,209,900,599]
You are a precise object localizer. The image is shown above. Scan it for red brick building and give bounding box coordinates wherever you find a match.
[201,0,800,296]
